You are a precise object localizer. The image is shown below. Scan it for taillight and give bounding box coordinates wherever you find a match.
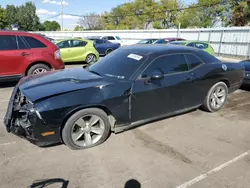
[54,49,61,59]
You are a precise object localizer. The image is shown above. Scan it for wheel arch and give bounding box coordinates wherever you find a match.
[219,79,230,88]
[105,48,113,54]
[25,61,52,76]
[60,105,116,141]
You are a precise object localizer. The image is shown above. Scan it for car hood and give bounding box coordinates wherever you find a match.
[18,68,111,102]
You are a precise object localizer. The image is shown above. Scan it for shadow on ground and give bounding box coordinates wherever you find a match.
[124,179,141,188]
[29,178,69,188]
[0,81,17,89]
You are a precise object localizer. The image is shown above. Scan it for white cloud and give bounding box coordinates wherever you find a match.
[42,0,69,6]
[36,9,57,15]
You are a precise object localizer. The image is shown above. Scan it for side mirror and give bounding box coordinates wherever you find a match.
[149,70,164,80]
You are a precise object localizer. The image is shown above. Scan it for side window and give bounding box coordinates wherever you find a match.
[70,40,86,47]
[195,43,208,49]
[0,35,18,50]
[108,36,115,40]
[95,39,103,44]
[185,54,204,70]
[102,36,108,40]
[23,36,47,48]
[17,36,29,50]
[187,42,195,47]
[57,40,71,48]
[143,54,188,77]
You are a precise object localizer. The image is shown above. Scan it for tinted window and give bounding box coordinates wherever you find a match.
[144,54,188,77]
[17,36,29,49]
[88,49,147,80]
[185,54,204,70]
[57,40,71,48]
[23,36,47,48]
[195,50,220,63]
[108,36,115,40]
[116,36,121,40]
[194,42,208,49]
[187,42,195,47]
[153,39,167,44]
[0,35,18,50]
[95,39,104,44]
[70,40,86,47]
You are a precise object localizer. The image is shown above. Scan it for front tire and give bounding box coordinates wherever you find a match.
[62,108,111,150]
[202,82,228,112]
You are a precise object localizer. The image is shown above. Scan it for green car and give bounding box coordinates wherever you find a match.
[170,40,215,55]
[55,38,99,64]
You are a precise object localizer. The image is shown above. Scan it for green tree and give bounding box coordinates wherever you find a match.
[16,2,40,31]
[230,0,250,26]
[6,5,18,28]
[42,20,60,31]
[74,25,84,31]
[0,6,8,29]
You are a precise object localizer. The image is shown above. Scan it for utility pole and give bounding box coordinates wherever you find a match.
[61,0,64,31]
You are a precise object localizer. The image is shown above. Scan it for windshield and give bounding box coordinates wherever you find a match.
[153,39,168,44]
[137,39,151,44]
[88,49,147,80]
[170,42,186,46]
[115,36,121,40]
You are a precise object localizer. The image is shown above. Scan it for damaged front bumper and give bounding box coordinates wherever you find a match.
[4,86,60,147]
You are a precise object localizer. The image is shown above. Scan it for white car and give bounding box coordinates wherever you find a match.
[101,36,124,46]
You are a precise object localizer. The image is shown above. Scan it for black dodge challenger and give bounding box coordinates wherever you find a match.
[4,45,244,150]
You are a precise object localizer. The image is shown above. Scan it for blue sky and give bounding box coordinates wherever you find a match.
[2,0,195,29]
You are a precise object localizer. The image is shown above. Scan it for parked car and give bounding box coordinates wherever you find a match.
[87,38,120,56]
[136,38,159,44]
[0,31,64,82]
[4,45,244,149]
[101,36,124,46]
[153,38,186,44]
[55,38,99,64]
[170,40,215,55]
[239,59,250,86]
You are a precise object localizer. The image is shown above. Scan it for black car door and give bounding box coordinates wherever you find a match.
[184,53,208,106]
[131,54,196,122]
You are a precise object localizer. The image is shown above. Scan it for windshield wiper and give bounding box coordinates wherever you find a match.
[88,70,102,77]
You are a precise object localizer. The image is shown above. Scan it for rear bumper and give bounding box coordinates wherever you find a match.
[53,59,65,70]
[228,80,243,93]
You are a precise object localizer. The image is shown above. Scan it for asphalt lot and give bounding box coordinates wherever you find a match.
[1,64,250,188]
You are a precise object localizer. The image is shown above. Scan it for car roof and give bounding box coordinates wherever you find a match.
[121,44,201,55]
[171,40,209,44]
[55,38,91,42]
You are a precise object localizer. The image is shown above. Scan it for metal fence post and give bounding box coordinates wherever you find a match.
[246,29,250,59]
[218,30,224,56]
[197,30,201,41]
[208,29,211,43]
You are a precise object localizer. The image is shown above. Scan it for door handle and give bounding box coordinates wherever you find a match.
[21,52,30,56]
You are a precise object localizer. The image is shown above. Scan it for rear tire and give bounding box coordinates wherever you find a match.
[202,82,228,112]
[27,64,50,76]
[85,54,97,65]
[105,49,113,55]
[62,108,111,150]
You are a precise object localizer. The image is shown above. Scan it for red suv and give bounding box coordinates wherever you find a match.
[0,31,65,82]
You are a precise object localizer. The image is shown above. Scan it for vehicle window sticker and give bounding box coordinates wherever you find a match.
[127,53,143,61]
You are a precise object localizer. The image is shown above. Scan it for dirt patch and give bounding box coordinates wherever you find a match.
[132,129,192,164]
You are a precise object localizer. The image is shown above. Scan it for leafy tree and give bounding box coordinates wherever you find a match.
[0,6,8,29]
[74,25,84,31]
[42,20,60,31]
[16,2,40,31]
[230,0,250,26]
[6,5,18,28]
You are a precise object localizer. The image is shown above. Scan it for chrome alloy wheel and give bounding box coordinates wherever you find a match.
[71,115,105,147]
[33,68,48,75]
[210,86,226,109]
[86,54,96,64]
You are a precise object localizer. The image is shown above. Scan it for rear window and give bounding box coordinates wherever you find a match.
[23,36,47,48]
[0,35,18,50]
[194,50,220,64]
